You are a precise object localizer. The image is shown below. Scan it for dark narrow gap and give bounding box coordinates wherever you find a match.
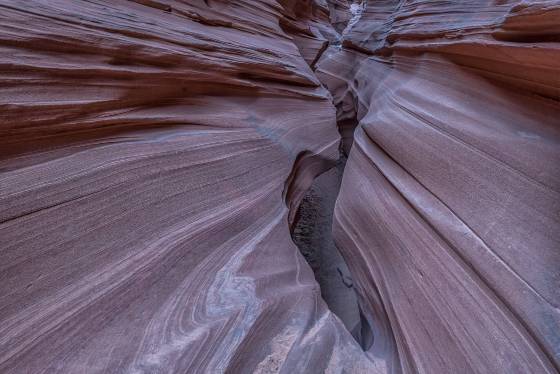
[281,0,374,350]
[290,117,372,350]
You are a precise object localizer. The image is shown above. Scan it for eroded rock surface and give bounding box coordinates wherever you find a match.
[0,0,559,373]
[0,1,375,372]
[317,0,560,373]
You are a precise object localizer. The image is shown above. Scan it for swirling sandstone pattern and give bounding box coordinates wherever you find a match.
[1,0,559,373]
[0,1,375,372]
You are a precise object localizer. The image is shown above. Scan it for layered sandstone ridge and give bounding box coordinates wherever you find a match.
[0,0,559,373]
[0,1,374,372]
[317,0,560,373]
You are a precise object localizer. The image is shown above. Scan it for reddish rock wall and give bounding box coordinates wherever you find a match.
[0,1,374,372]
[317,1,560,373]
[1,0,559,373]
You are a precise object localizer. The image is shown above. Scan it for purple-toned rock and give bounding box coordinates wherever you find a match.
[1,0,559,373]
[317,0,560,372]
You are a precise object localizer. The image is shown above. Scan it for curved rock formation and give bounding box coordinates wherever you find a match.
[317,0,560,373]
[0,1,375,372]
[0,0,559,373]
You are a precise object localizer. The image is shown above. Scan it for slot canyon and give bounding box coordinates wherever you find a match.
[0,0,559,373]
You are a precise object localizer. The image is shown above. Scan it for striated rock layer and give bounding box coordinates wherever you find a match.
[317,0,560,373]
[1,0,559,373]
[0,1,374,372]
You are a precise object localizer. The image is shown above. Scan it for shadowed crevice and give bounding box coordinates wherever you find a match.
[290,150,373,350]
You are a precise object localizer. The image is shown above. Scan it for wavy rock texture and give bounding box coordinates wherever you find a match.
[317,0,560,373]
[0,1,376,372]
[1,0,559,373]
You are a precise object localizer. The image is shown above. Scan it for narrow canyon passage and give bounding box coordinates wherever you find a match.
[290,150,373,350]
[0,0,559,373]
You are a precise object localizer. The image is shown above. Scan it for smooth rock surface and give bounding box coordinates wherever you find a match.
[0,1,375,372]
[317,0,560,373]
